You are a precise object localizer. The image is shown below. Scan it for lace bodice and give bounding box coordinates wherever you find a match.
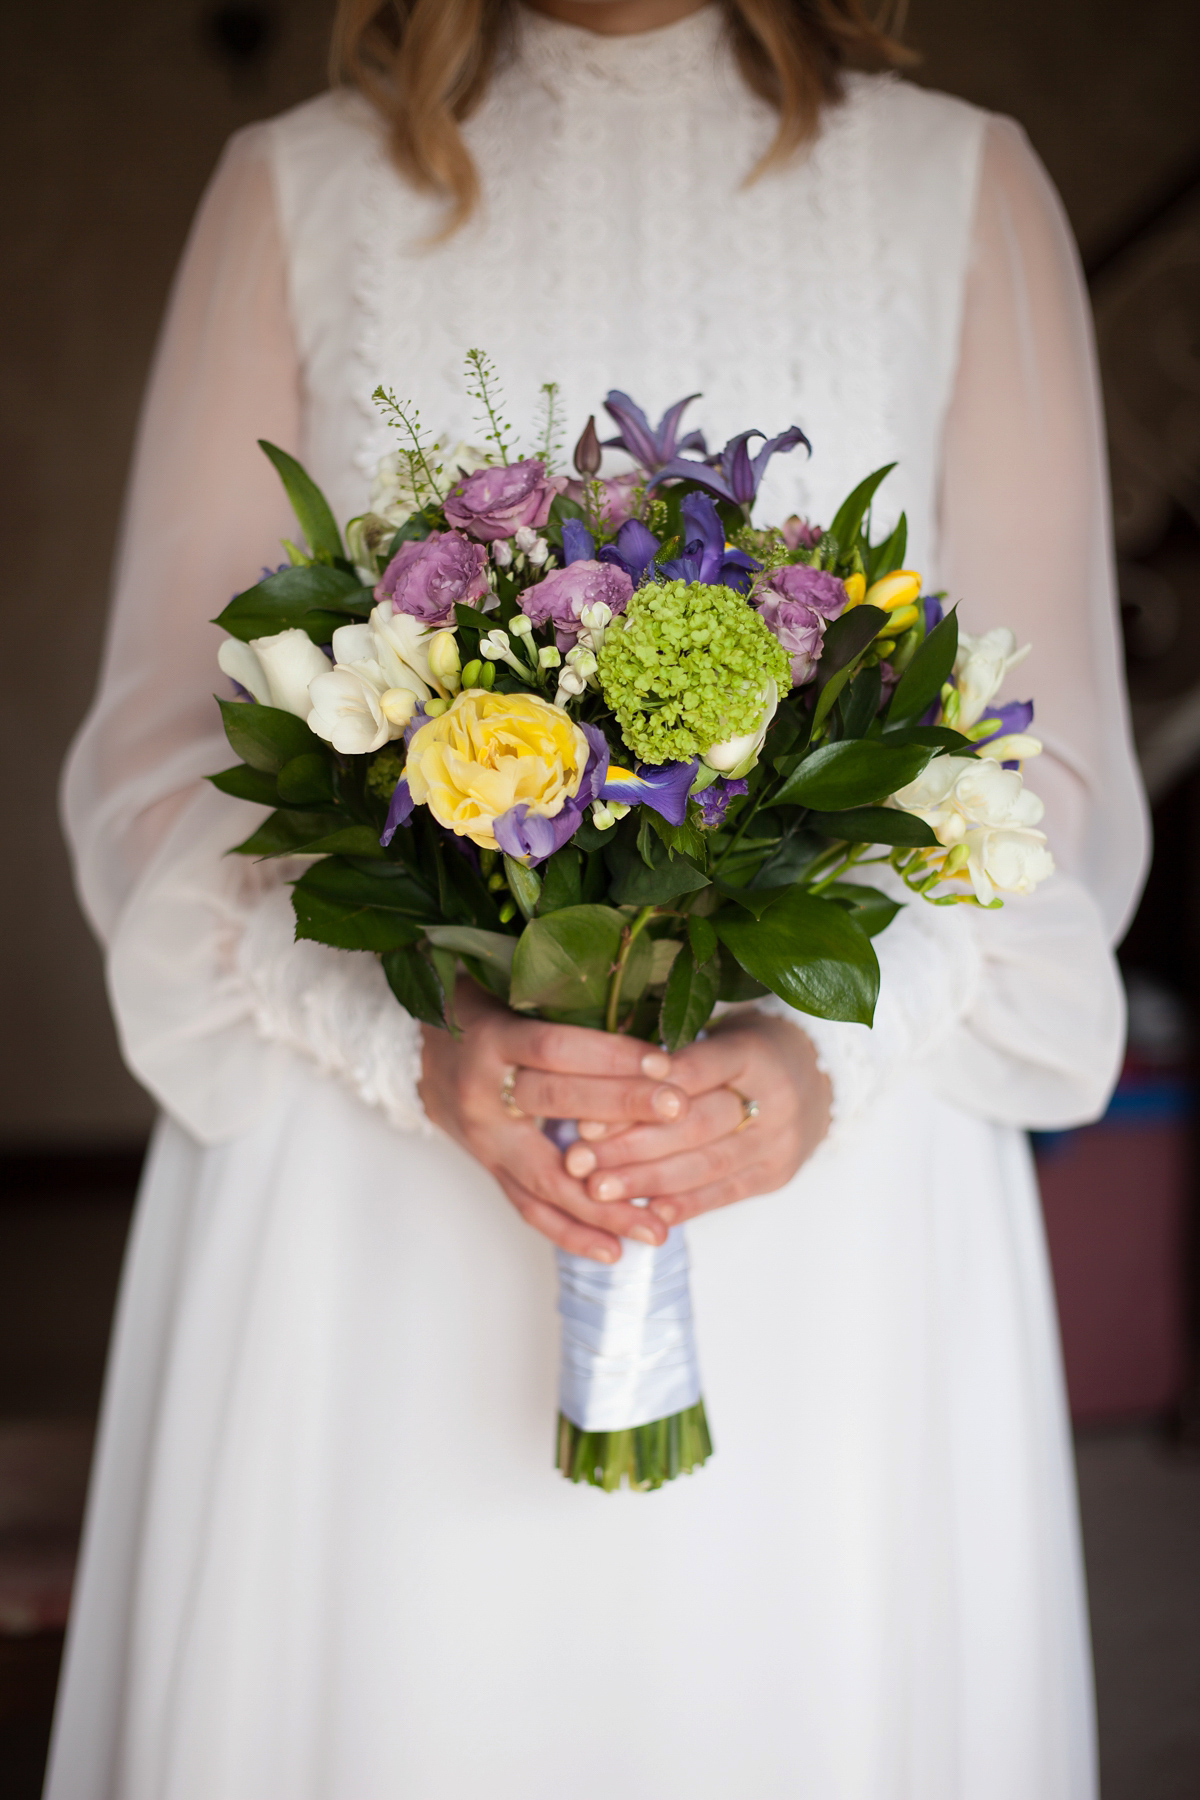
[61,4,1147,1144]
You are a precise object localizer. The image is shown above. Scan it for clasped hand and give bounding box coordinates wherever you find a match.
[420,982,831,1262]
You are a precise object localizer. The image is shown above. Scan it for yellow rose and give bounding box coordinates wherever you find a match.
[406,689,591,850]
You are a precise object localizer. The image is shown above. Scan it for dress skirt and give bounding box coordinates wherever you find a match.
[45,1060,1096,1800]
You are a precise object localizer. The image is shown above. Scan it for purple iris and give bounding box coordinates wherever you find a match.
[492,723,611,866]
[649,425,810,512]
[602,391,707,471]
[659,493,759,594]
[381,776,414,847]
[599,518,662,585]
[693,778,748,829]
[600,758,698,827]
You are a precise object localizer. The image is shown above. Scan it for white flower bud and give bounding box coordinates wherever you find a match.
[480,630,511,661]
[565,646,597,679]
[538,645,562,669]
[527,537,549,567]
[509,614,534,639]
[427,629,462,695]
[491,539,513,568]
[514,526,539,554]
[380,687,419,727]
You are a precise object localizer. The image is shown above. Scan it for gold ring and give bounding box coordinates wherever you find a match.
[500,1067,525,1118]
[730,1088,760,1132]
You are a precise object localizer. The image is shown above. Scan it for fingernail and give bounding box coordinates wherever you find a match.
[565,1144,597,1177]
[594,1175,624,1201]
[652,1202,678,1224]
[641,1051,671,1079]
[592,1245,618,1263]
[652,1086,682,1119]
[577,1120,607,1141]
[629,1226,660,1246]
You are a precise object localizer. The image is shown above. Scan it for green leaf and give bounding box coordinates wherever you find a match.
[537,847,583,914]
[208,765,279,805]
[748,828,826,888]
[660,944,719,1051]
[867,511,907,583]
[713,879,788,919]
[822,882,902,937]
[615,928,656,1017]
[773,739,935,810]
[214,564,368,643]
[291,826,386,858]
[608,830,709,905]
[258,440,344,561]
[686,915,719,964]
[714,887,879,1024]
[812,606,887,732]
[382,944,447,1028]
[292,857,438,948]
[839,663,882,739]
[827,464,896,561]
[218,697,318,774]
[807,806,938,848]
[276,752,334,806]
[509,905,625,1021]
[881,723,975,753]
[504,855,542,921]
[716,942,768,1002]
[886,609,959,726]
[647,809,707,864]
[293,885,425,953]
[232,810,343,856]
[424,925,517,1000]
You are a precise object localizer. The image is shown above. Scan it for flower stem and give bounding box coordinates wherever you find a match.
[606,906,657,1033]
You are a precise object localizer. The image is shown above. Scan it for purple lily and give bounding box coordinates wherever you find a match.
[649,425,810,513]
[659,493,759,594]
[601,758,698,828]
[974,699,1034,747]
[602,391,708,472]
[492,723,610,866]
[598,517,662,585]
[693,778,748,829]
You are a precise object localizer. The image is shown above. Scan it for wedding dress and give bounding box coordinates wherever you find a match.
[50,9,1148,1798]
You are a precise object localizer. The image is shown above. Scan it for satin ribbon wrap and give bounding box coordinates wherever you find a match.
[545,1121,702,1433]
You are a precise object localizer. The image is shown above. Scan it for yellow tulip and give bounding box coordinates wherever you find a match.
[886,604,920,636]
[406,690,590,851]
[842,572,866,608]
[865,569,922,613]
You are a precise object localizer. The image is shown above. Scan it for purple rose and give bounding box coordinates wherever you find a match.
[754,564,848,684]
[375,530,489,626]
[520,559,634,649]
[443,458,563,542]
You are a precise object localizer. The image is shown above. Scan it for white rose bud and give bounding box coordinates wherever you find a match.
[218,628,331,718]
[491,539,513,568]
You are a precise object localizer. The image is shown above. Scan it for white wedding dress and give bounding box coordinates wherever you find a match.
[50,9,1148,1798]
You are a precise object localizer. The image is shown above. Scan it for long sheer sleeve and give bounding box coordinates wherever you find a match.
[770,117,1148,1138]
[61,127,427,1143]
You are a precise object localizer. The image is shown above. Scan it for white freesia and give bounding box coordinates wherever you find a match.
[217,629,330,718]
[329,604,434,702]
[892,754,1054,904]
[703,680,779,777]
[307,668,391,755]
[977,732,1043,763]
[369,440,492,524]
[953,628,1031,727]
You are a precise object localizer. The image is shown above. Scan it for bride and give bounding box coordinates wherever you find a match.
[50,0,1147,1794]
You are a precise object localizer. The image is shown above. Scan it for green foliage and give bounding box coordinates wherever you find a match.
[503,855,542,921]
[276,753,333,807]
[208,765,279,805]
[292,857,437,952]
[218,698,315,774]
[810,605,888,731]
[826,464,896,568]
[214,564,369,644]
[373,388,445,507]
[714,887,879,1024]
[886,609,959,726]
[774,739,936,811]
[424,925,517,1002]
[382,944,447,1028]
[232,810,343,857]
[510,905,626,1024]
[821,882,901,937]
[258,441,344,562]
[607,826,709,906]
[660,943,720,1050]
[464,349,516,464]
[807,806,938,848]
[537,847,583,914]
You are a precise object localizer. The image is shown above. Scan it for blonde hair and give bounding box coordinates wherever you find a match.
[330,1,912,233]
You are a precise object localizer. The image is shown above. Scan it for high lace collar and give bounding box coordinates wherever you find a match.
[511,4,727,94]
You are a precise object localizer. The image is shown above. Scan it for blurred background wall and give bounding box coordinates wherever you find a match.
[1,3,1199,1797]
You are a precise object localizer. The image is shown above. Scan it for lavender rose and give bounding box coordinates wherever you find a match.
[443,458,563,543]
[375,530,489,626]
[754,564,848,683]
[520,559,634,648]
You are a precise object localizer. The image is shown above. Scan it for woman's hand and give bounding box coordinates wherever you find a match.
[558,1010,831,1226]
[418,981,691,1262]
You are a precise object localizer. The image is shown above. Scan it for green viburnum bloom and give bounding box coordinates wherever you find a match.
[597,579,792,765]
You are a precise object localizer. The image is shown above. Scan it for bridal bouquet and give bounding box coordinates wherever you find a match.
[212,353,1052,1491]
